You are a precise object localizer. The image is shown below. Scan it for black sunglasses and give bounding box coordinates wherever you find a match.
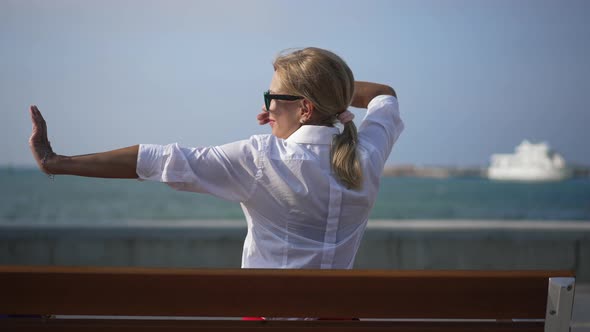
[263,90,304,112]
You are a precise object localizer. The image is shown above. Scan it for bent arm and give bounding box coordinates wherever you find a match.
[350,81,397,109]
[28,105,139,179]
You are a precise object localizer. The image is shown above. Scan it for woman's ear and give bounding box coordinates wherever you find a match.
[300,99,315,120]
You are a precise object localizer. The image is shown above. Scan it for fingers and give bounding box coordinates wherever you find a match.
[28,105,55,174]
[32,106,48,137]
[257,109,270,125]
[29,105,40,132]
[29,106,40,140]
[39,109,48,139]
[29,105,49,145]
[29,105,36,130]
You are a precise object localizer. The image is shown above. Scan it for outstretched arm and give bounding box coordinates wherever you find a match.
[29,105,139,179]
[350,81,396,109]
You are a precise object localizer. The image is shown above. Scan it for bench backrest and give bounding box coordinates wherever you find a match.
[0,265,574,319]
[0,266,576,332]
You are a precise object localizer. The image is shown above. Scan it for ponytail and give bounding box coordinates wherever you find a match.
[331,121,362,190]
[273,47,361,189]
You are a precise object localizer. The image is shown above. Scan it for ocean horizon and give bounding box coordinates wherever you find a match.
[1,168,589,224]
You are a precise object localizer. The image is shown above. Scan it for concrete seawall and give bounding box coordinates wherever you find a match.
[1,220,589,282]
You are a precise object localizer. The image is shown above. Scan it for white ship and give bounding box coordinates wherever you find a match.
[487,140,571,182]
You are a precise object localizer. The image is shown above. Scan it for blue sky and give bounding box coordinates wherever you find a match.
[1,0,589,167]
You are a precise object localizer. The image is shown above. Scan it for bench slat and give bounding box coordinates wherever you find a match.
[0,265,574,319]
[0,318,545,332]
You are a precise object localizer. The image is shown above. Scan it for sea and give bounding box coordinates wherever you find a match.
[1,168,589,224]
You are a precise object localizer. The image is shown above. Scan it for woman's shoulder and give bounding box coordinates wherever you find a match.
[222,134,283,158]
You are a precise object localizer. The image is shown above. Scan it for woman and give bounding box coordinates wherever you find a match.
[29,47,404,270]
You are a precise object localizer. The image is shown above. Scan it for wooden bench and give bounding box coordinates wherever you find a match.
[0,265,576,331]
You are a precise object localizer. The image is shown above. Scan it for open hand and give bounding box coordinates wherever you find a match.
[28,105,56,174]
[256,106,270,125]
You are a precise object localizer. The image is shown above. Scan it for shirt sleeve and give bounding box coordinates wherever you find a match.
[357,95,404,166]
[136,136,262,202]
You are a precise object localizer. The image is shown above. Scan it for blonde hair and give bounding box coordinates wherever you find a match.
[273,47,361,190]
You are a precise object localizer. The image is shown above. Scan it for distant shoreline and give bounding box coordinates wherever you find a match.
[382,164,590,179]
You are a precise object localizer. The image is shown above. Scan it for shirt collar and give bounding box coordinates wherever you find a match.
[285,125,340,145]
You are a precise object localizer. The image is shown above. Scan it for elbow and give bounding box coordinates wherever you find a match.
[382,85,397,98]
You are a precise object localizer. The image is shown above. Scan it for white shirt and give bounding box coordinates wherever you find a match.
[136,95,404,269]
